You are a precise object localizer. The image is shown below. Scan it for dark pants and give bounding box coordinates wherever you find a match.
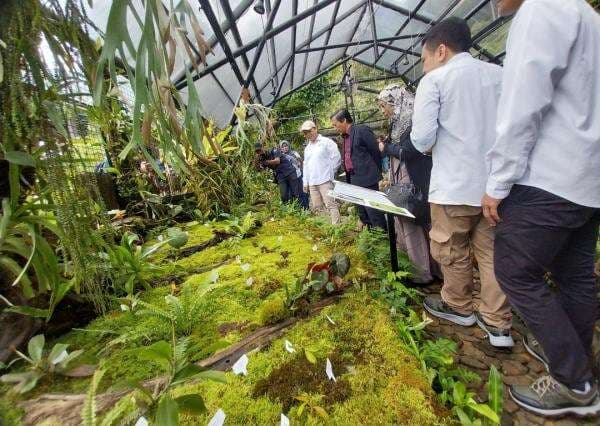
[494,185,599,388]
[355,182,387,230]
[278,174,302,204]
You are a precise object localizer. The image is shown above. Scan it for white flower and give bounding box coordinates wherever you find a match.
[240,263,251,272]
[312,244,318,252]
[246,277,254,287]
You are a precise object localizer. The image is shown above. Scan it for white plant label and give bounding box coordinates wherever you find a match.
[207,409,226,426]
[326,358,336,382]
[284,340,295,353]
[326,314,336,325]
[280,413,290,426]
[232,354,249,376]
[134,417,149,426]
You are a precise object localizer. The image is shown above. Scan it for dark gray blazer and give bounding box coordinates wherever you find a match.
[344,124,382,188]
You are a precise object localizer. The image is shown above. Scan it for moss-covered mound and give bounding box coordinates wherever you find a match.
[0,213,448,425]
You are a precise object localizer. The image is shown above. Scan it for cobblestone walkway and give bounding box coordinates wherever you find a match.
[421,284,600,426]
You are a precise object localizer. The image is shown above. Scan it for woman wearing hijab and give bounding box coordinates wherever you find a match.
[377,84,441,284]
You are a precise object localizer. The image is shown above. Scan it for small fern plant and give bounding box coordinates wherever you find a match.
[136,270,219,336]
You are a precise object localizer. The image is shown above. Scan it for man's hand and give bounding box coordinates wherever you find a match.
[303,185,308,193]
[378,141,385,152]
[481,193,503,227]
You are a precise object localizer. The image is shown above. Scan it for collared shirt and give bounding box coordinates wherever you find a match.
[343,133,353,172]
[411,52,502,206]
[486,0,600,208]
[302,134,341,186]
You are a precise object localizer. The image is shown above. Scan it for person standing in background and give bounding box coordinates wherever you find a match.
[300,120,341,224]
[410,18,513,348]
[377,84,440,284]
[482,0,600,416]
[330,108,387,230]
[280,140,309,209]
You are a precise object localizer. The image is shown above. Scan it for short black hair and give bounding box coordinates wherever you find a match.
[422,17,472,53]
[330,108,353,123]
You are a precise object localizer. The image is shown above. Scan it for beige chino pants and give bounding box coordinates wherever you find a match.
[429,204,512,329]
[308,181,340,224]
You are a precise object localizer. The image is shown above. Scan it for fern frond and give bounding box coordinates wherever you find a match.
[82,368,105,426]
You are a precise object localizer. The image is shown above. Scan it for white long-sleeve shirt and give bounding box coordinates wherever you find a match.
[302,134,341,187]
[411,53,503,206]
[486,0,600,208]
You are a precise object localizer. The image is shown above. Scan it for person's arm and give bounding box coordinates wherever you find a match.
[410,74,440,153]
[327,138,341,174]
[360,126,380,161]
[483,0,579,224]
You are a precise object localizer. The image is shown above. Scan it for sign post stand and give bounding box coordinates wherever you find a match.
[328,180,415,277]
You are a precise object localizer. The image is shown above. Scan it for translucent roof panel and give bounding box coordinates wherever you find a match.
[86,0,512,127]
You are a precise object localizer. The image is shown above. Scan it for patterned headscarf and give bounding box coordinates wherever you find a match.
[377,84,415,143]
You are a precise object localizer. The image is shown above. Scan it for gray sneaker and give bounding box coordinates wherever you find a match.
[523,333,549,372]
[510,375,600,417]
[474,312,514,348]
[423,295,476,326]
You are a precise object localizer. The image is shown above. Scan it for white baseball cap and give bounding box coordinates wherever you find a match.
[300,120,316,132]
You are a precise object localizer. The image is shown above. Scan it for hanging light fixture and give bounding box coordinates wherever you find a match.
[253,0,265,14]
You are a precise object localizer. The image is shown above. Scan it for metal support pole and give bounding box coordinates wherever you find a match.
[176,0,337,89]
[316,0,342,72]
[367,0,379,61]
[386,213,399,273]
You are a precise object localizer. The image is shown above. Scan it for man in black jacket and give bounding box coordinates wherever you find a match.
[330,108,387,229]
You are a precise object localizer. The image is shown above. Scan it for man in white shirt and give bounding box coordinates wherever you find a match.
[300,120,341,224]
[482,0,600,416]
[411,17,513,348]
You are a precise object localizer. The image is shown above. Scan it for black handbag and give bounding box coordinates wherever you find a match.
[384,164,428,223]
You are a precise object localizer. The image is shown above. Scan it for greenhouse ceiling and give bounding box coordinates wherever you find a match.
[87,0,510,126]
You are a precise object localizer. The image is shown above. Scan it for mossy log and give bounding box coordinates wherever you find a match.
[18,295,341,425]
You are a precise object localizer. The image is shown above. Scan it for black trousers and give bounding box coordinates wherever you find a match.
[355,182,387,230]
[278,174,302,204]
[494,185,599,388]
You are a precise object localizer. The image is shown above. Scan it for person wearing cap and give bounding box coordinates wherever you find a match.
[300,120,341,224]
[279,140,309,209]
[253,142,302,205]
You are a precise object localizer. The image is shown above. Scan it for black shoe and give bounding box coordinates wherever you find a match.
[423,295,476,326]
[474,312,514,348]
[523,333,549,372]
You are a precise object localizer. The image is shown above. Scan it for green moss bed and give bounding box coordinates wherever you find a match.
[0,213,449,425]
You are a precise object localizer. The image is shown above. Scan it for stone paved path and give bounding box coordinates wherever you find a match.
[421,283,600,426]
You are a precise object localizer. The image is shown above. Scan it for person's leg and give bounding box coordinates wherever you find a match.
[278,179,290,203]
[398,217,434,283]
[309,185,325,214]
[472,214,512,330]
[364,183,387,229]
[289,176,302,203]
[495,185,596,388]
[550,215,599,358]
[430,204,479,315]
[318,181,340,224]
[356,205,372,227]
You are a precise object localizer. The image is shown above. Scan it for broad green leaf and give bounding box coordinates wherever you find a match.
[48,344,70,364]
[453,407,473,426]
[173,364,204,383]
[487,364,503,418]
[304,348,316,365]
[174,394,206,415]
[28,335,45,363]
[469,402,500,424]
[166,227,188,249]
[4,151,35,167]
[156,394,179,426]
[5,306,49,318]
[138,341,172,369]
[313,406,329,419]
[193,370,227,384]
